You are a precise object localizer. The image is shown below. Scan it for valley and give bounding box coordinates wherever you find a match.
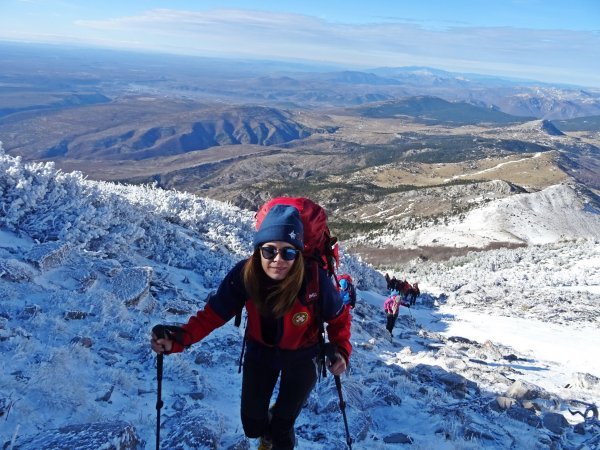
[1,43,599,267]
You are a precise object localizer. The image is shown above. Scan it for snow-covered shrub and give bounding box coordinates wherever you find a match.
[0,150,254,286]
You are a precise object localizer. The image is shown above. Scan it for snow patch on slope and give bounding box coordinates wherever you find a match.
[371,183,600,249]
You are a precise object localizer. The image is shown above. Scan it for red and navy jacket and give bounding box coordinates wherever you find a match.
[169,260,352,363]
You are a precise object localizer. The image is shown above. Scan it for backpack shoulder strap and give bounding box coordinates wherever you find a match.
[305,259,329,381]
[234,310,242,327]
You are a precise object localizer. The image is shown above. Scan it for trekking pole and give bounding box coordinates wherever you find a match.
[404,303,418,330]
[325,344,352,449]
[152,324,184,450]
[334,374,352,449]
[156,353,164,450]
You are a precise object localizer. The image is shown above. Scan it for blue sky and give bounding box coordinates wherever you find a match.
[1,0,599,87]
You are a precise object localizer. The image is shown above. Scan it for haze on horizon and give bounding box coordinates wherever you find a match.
[0,0,599,88]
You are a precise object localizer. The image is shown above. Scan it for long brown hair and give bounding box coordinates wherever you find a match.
[242,248,305,318]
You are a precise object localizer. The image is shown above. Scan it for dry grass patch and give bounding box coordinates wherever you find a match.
[348,242,527,266]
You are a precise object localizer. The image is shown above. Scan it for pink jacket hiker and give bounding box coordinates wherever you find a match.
[384,295,401,315]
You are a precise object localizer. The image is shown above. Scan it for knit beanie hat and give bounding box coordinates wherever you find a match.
[253,205,304,250]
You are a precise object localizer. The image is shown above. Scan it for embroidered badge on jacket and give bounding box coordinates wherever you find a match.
[292,312,309,326]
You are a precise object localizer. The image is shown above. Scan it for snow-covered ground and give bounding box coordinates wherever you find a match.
[1,148,599,449]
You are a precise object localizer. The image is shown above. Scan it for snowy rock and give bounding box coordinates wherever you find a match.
[521,400,542,412]
[414,364,478,398]
[542,412,570,434]
[505,379,546,400]
[506,406,543,428]
[370,385,402,406]
[70,336,93,348]
[194,348,218,366]
[26,241,70,271]
[493,396,518,411]
[64,310,91,320]
[447,335,477,345]
[571,372,600,390]
[188,392,205,401]
[163,419,220,449]
[172,397,187,412]
[95,385,114,402]
[463,422,496,441]
[0,323,31,341]
[17,304,41,319]
[481,340,505,360]
[93,258,123,276]
[11,421,143,450]
[383,432,413,444]
[107,266,152,306]
[97,347,121,365]
[0,258,34,282]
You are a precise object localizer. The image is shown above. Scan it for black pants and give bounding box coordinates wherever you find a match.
[241,345,317,450]
[386,313,398,334]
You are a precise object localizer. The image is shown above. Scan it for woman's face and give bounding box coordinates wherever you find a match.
[259,241,299,281]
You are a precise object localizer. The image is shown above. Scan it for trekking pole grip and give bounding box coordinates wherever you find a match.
[324,342,338,363]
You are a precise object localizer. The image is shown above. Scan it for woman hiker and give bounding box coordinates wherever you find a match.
[383,290,409,337]
[151,204,352,450]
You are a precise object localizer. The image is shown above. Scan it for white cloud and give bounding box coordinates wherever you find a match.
[69,8,600,86]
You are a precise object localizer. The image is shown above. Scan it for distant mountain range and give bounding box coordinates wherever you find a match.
[1,42,600,121]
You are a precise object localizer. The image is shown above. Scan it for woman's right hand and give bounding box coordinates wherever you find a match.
[328,352,347,376]
[151,332,173,354]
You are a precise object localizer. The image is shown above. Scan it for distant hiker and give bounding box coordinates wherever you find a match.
[337,274,357,309]
[408,282,420,306]
[383,291,409,337]
[389,276,398,292]
[395,279,411,302]
[384,273,391,290]
[151,201,351,450]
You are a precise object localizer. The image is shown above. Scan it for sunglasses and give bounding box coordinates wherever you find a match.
[260,246,300,261]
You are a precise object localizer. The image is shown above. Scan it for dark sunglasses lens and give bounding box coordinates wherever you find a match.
[260,246,299,261]
[260,246,278,259]
[281,248,299,260]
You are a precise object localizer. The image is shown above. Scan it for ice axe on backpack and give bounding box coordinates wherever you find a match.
[151,324,186,450]
[325,343,352,449]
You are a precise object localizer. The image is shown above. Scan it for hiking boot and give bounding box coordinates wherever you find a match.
[258,436,273,450]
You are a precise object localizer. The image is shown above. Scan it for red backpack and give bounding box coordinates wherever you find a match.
[337,273,353,285]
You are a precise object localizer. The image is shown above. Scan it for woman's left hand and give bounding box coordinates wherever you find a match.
[328,352,347,376]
